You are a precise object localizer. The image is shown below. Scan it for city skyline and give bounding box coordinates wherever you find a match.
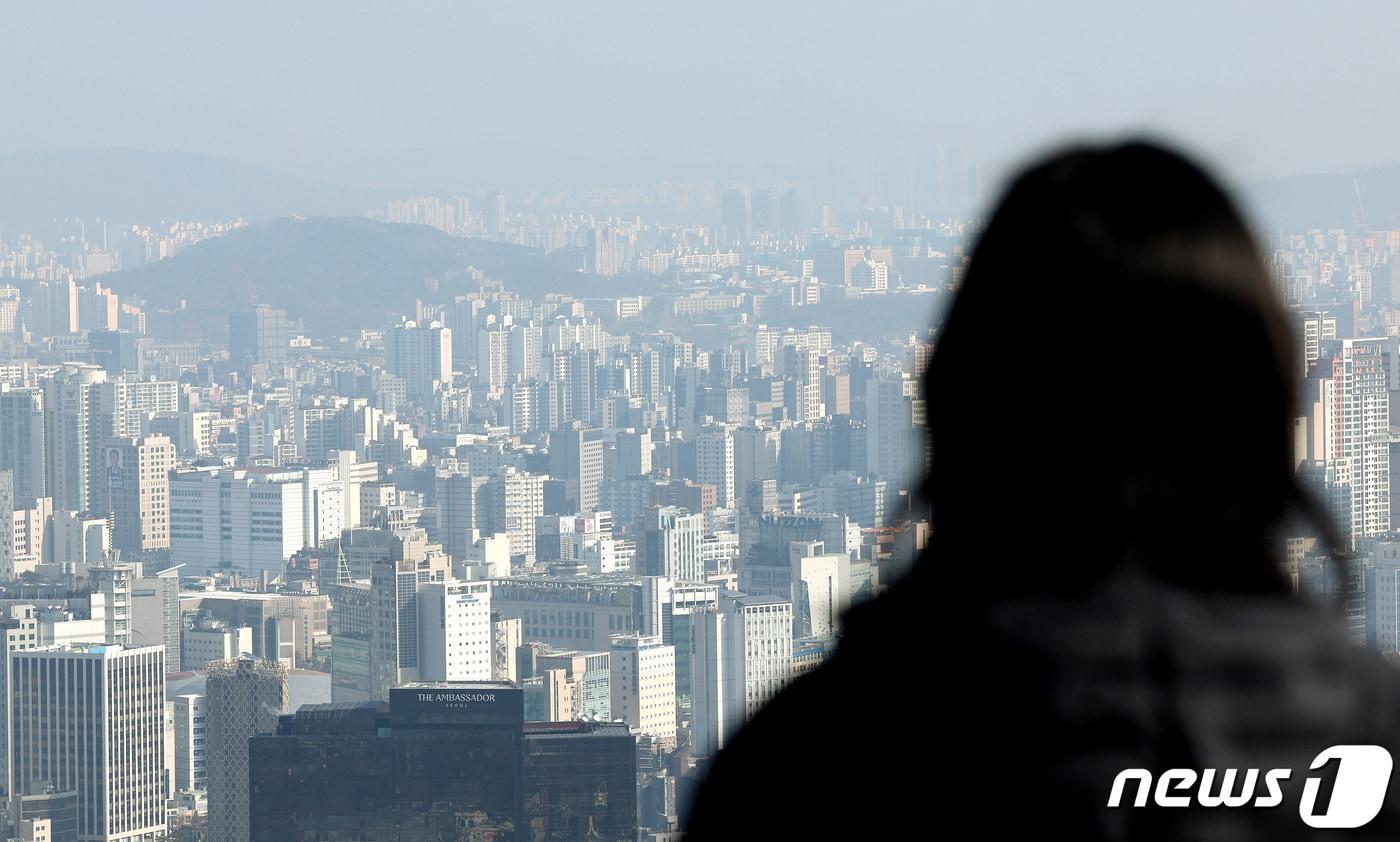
[3,5,1400,840]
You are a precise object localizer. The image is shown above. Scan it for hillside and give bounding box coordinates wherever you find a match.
[97,216,658,338]
[1245,162,1400,231]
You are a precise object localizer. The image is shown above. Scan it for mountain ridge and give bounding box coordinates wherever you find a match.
[96,216,659,339]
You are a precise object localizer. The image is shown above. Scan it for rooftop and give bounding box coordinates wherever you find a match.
[400,680,519,691]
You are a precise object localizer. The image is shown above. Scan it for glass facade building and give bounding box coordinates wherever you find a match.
[248,681,637,842]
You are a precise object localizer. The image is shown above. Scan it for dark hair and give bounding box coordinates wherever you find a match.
[923,141,1330,595]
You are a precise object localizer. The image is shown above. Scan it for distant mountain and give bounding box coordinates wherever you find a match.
[0,148,381,227]
[1246,162,1400,231]
[96,216,657,338]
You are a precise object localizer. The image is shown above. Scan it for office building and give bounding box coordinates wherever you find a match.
[369,541,452,700]
[865,374,925,493]
[248,682,636,841]
[10,644,167,841]
[609,635,677,747]
[851,259,889,292]
[690,594,793,757]
[434,472,489,561]
[615,429,653,478]
[491,574,667,651]
[43,364,106,512]
[89,564,134,645]
[637,506,705,583]
[549,427,605,513]
[130,566,182,655]
[204,657,288,842]
[0,471,11,581]
[94,434,175,558]
[416,580,493,682]
[0,385,46,500]
[180,591,329,668]
[170,694,206,794]
[385,319,452,403]
[329,582,373,701]
[791,541,846,639]
[182,625,253,671]
[740,512,855,598]
[0,605,40,799]
[170,468,340,577]
[534,650,610,720]
[229,306,288,375]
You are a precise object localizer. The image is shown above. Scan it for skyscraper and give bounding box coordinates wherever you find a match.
[485,469,545,560]
[205,657,288,842]
[1325,338,1393,547]
[864,374,925,493]
[43,363,106,512]
[694,427,735,507]
[228,306,289,375]
[0,605,39,800]
[549,426,604,513]
[0,385,46,500]
[94,434,175,559]
[690,594,793,757]
[435,472,489,561]
[637,505,705,583]
[0,472,12,581]
[369,538,452,700]
[385,319,452,403]
[9,644,167,842]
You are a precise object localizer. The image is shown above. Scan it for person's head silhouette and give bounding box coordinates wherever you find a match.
[924,141,1326,596]
[685,141,1397,842]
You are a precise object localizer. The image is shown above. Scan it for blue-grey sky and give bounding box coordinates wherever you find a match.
[6,1,1400,190]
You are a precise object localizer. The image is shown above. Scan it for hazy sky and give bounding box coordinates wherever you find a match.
[7,1,1400,190]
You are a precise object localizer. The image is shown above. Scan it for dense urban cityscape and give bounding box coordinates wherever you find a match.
[7,2,1400,840]
[0,168,1397,839]
[0,183,957,840]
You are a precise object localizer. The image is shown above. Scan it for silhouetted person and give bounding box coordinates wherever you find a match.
[684,142,1400,840]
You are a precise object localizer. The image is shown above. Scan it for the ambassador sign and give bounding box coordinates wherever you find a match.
[416,692,497,703]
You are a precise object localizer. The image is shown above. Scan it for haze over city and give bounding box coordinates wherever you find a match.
[3,3,1400,841]
[8,2,1400,208]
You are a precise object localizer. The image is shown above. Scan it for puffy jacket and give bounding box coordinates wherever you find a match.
[684,565,1400,840]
